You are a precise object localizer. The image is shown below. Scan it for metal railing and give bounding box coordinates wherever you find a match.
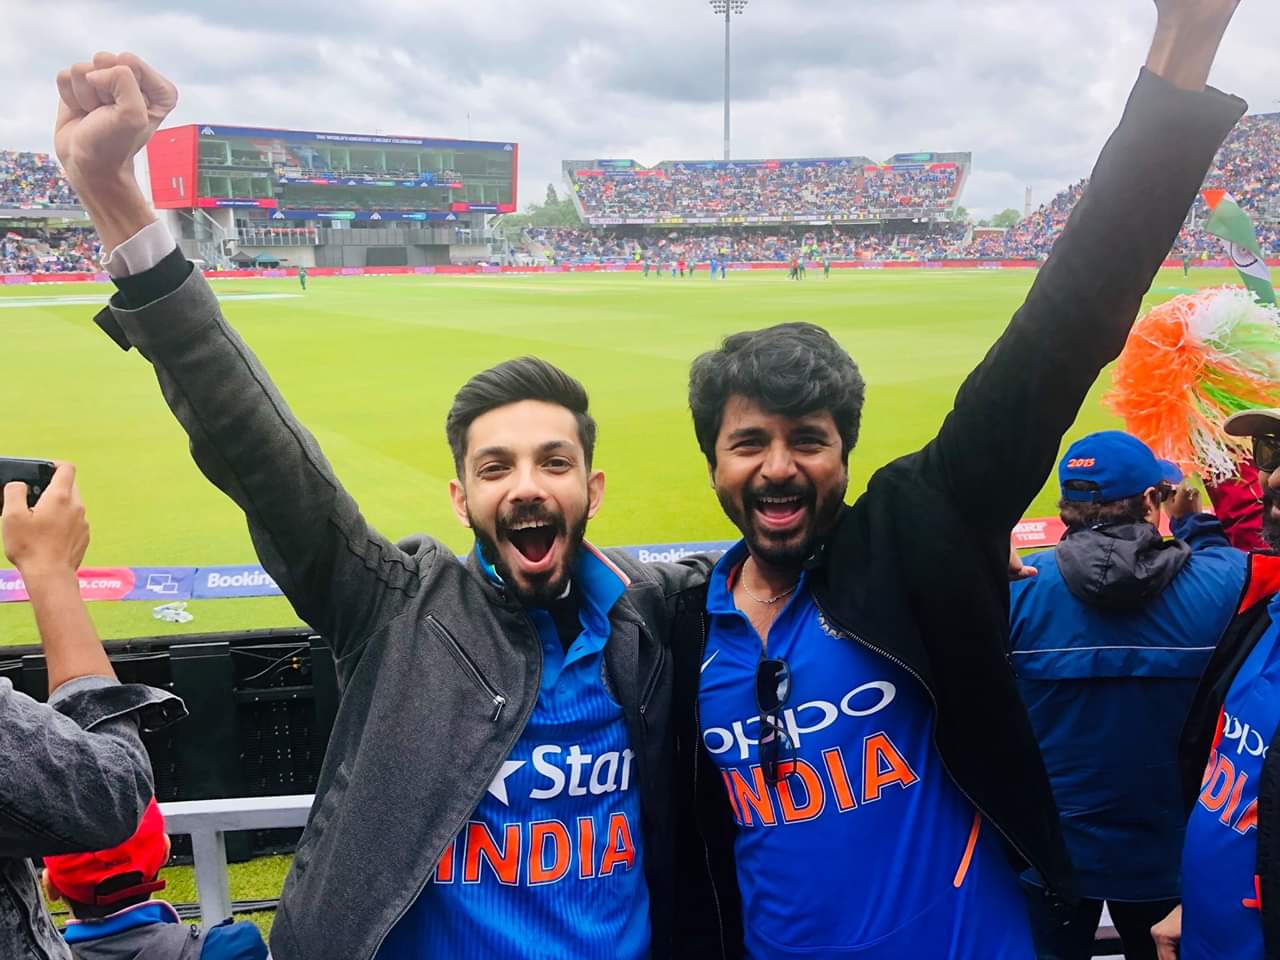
[160,794,313,928]
[237,227,320,246]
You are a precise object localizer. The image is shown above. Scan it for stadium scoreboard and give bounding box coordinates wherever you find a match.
[147,124,518,222]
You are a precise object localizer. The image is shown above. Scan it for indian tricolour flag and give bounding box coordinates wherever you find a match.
[1202,189,1276,305]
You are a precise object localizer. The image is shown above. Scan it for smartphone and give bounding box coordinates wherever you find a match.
[0,458,56,512]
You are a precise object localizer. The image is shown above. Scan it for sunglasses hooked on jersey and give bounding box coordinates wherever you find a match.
[756,657,795,785]
[1254,434,1280,474]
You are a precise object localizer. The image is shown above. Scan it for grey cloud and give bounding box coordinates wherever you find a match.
[4,0,1277,219]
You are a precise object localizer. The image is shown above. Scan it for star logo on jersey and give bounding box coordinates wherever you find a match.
[486,760,526,806]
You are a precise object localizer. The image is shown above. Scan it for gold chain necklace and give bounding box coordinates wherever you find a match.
[739,559,800,605]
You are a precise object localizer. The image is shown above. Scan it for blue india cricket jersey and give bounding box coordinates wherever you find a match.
[698,541,1033,959]
[377,545,648,960]
[1181,595,1278,960]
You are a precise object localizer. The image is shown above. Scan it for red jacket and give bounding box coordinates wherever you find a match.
[1206,459,1266,552]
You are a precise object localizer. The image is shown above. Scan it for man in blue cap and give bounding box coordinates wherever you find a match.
[1009,430,1248,960]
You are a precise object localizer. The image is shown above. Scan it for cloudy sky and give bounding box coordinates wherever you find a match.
[5,0,1276,217]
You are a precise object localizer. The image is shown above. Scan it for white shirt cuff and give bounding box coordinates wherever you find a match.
[102,220,178,279]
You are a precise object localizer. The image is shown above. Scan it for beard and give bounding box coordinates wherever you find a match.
[1263,483,1280,552]
[472,501,589,606]
[716,477,847,570]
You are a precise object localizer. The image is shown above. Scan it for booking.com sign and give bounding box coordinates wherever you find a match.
[0,522,1071,605]
[193,565,282,599]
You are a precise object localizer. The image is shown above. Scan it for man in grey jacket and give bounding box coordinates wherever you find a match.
[1,464,185,960]
[56,53,706,960]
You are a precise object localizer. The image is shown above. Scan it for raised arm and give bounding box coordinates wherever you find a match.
[54,53,424,651]
[0,467,185,856]
[917,1,1247,536]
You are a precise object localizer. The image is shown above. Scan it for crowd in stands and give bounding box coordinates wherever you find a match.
[568,159,962,222]
[523,224,975,265]
[525,207,1277,266]
[1202,112,1280,214]
[555,112,1278,264]
[0,151,80,207]
[861,165,961,213]
[0,228,102,274]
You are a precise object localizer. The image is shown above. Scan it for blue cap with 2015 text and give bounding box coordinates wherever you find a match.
[1058,431,1183,503]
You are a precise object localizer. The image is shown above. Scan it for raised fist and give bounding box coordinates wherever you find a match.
[54,52,177,195]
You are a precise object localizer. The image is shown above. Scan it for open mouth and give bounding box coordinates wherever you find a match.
[752,494,808,531]
[505,521,559,568]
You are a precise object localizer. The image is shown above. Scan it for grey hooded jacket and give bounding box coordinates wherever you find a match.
[94,268,710,960]
[1,676,186,960]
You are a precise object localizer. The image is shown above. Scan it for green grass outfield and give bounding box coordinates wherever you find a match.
[0,266,1234,648]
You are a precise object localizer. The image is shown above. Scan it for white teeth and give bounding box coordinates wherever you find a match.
[509,521,550,531]
[758,496,801,504]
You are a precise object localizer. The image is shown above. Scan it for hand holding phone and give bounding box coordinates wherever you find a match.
[2,463,89,578]
[0,458,57,513]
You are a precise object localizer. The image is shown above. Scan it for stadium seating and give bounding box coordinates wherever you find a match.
[526,224,975,266]
[0,227,101,274]
[565,155,967,223]
[552,113,1278,263]
[0,150,80,208]
[0,150,100,274]
[993,113,1279,260]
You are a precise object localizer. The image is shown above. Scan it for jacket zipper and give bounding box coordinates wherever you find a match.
[368,614,541,959]
[638,637,665,723]
[426,615,508,721]
[692,610,729,960]
[810,595,1048,888]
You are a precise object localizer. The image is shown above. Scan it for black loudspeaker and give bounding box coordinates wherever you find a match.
[169,641,252,861]
[6,628,335,861]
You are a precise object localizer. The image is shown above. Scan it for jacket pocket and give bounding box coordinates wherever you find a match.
[426,615,508,722]
[293,761,351,875]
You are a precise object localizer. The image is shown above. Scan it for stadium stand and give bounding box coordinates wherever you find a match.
[546,112,1279,265]
[1203,111,1280,215]
[0,149,101,273]
[527,224,974,265]
[0,112,1274,274]
[564,154,970,224]
[0,150,81,208]
[0,227,101,274]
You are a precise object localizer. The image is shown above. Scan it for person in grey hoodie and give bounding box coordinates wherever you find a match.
[0,464,185,960]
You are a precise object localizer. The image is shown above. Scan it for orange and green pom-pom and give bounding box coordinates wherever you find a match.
[1107,287,1280,482]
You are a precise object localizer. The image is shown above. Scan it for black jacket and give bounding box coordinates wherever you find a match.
[95,259,711,959]
[1180,552,1280,957]
[669,69,1246,958]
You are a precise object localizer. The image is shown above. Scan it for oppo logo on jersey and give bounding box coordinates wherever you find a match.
[702,680,897,760]
[1221,710,1269,759]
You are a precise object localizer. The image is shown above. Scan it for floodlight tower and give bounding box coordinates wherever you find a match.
[710,0,749,161]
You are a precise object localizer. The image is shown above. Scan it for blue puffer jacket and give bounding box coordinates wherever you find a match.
[1009,513,1247,900]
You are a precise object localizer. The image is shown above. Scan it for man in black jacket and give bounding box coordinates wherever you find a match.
[670,3,1249,956]
[55,53,712,960]
[1155,409,1280,959]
